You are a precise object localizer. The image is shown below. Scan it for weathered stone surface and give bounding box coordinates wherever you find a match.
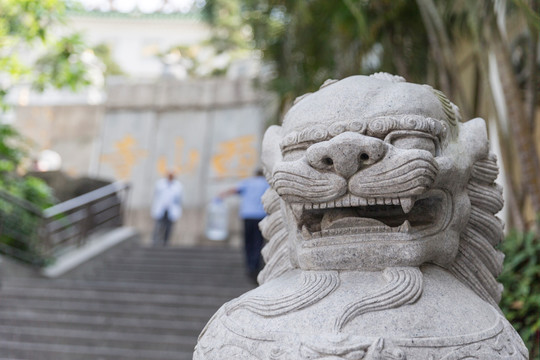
[194,74,528,359]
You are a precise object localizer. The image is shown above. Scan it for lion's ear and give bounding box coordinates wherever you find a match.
[459,118,490,162]
[262,125,283,180]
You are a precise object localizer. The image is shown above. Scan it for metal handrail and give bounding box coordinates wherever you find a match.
[0,181,131,266]
[43,182,128,218]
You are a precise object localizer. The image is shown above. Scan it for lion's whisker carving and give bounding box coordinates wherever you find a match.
[225,271,340,317]
[334,267,423,332]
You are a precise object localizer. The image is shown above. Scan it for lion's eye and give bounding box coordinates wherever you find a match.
[283,149,307,161]
[386,132,438,156]
[282,142,314,161]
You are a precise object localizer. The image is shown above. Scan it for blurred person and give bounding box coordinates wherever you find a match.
[151,171,183,246]
[220,169,269,282]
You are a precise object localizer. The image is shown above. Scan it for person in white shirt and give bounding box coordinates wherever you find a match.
[151,171,183,246]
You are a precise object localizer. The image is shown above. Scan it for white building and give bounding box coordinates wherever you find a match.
[67,10,211,79]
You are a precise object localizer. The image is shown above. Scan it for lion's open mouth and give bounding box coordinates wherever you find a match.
[290,190,450,240]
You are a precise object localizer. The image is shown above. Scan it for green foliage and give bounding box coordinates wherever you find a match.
[0,123,53,265]
[0,0,65,107]
[0,0,92,205]
[499,230,540,359]
[0,0,96,264]
[203,0,249,53]
[157,44,233,78]
[33,33,91,92]
[0,123,24,169]
[0,0,66,42]
[0,0,101,108]
[0,123,53,208]
[203,0,429,118]
[92,43,124,76]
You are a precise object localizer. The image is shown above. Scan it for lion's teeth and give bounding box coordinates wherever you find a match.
[368,198,376,205]
[398,220,412,233]
[304,203,313,210]
[400,198,414,214]
[376,198,385,205]
[392,198,400,205]
[302,225,311,239]
[291,204,303,220]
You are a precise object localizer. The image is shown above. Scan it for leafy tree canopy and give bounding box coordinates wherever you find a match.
[0,0,98,108]
[203,1,540,356]
[203,0,429,113]
[0,0,99,207]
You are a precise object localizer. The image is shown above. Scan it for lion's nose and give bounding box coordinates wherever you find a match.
[306,132,387,178]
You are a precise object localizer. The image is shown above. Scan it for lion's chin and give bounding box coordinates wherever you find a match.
[287,189,452,248]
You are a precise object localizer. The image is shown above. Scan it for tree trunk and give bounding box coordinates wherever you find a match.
[489,22,540,216]
[525,0,538,132]
[415,0,473,118]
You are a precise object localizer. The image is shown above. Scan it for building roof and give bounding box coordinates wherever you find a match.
[67,8,205,22]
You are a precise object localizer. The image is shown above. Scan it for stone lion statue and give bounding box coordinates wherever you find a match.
[194,74,528,359]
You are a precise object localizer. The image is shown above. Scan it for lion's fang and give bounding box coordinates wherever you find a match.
[302,225,311,239]
[400,198,414,214]
[398,220,412,233]
[291,204,303,220]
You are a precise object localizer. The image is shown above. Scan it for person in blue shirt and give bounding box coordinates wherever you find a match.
[220,169,269,281]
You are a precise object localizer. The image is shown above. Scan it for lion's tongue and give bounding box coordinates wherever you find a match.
[321,209,387,230]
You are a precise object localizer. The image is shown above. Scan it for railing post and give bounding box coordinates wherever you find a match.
[119,184,131,227]
[37,214,50,264]
[80,202,93,247]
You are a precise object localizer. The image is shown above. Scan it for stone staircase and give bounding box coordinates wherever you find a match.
[0,244,255,359]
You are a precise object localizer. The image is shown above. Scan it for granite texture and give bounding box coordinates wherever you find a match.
[194,73,529,359]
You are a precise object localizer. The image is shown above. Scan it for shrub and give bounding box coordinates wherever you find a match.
[499,229,540,360]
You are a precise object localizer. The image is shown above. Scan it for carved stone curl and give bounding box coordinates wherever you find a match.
[194,74,528,360]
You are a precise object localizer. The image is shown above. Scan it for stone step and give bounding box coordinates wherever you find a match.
[113,253,245,265]
[86,269,249,284]
[2,278,252,297]
[61,244,247,279]
[127,247,245,260]
[0,285,237,307]
[0,340,193,360]
[136,245,243,255]
[0,325,195,352]
[100,261,249,273]
[89,263,249,277]
[0,298,218,322]
[0,309,207,335]
[73,273,250,286]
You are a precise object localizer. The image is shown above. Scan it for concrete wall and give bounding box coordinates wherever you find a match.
[14,105,104,176]
[98,78,267,245]
[15,77,271,246]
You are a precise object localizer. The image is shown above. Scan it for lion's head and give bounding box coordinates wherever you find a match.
[259,74,504,307]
